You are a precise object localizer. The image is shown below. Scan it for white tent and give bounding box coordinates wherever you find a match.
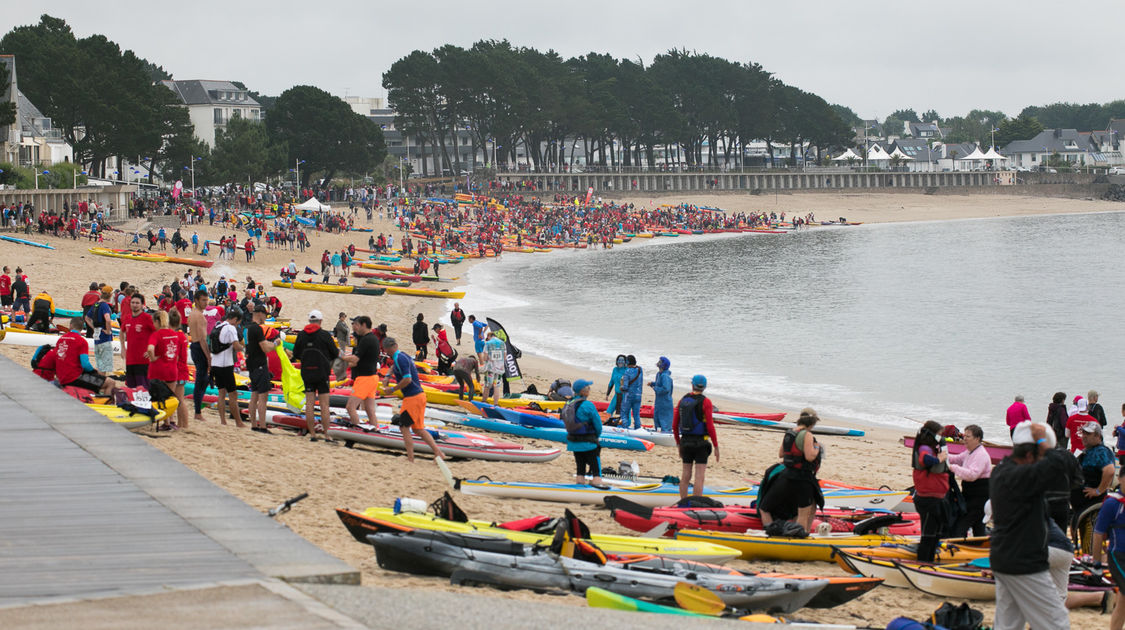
[832,148,862,161]
[294,197,332,212]
[960,146,988,161]
[888,147,914,160]
[867,145,891,162]
[983,147,1008,161]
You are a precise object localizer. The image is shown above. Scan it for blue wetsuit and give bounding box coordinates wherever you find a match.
[620,365,644,429]
[651,369,673,432]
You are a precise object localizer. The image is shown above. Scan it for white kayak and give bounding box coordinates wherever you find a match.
[0,329,121,354]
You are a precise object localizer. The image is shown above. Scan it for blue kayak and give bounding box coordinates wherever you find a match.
[442,413,653,452]
[0,235,54,249]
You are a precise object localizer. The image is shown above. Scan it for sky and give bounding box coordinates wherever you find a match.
[5,1,1121,121]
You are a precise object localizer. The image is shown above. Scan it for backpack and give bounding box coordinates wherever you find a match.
[561,398,595,441]
[677,393,706,436]
[30,344,52,370]
[208,322,233,355]
[930,602,983,630]
[298,331,331,379]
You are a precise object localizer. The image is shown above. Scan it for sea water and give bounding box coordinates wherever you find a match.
[457,210,1125,437]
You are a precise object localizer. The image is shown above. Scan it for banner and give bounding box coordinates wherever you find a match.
[584,186,594,206]
[486,317,522,382]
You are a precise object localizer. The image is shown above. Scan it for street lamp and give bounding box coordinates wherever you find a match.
[990,127,999,150]
[73,168,87,188]
[35,170,50,190]
[189,155,202,192]
[295,158,305,192]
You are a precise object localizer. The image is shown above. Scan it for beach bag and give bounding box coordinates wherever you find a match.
[930,603,981,630]
[675,495,723,508]
[884,619,944,630]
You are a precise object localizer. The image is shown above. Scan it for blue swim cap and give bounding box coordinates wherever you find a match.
[691,374,707,389]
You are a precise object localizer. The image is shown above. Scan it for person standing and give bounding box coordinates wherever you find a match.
[0,266,12,308]
[673,375,719,501]
[411,313,429,360]
[1072,422,1116,518]
[563,379,606,488]
[1066,397,1096,453]
[432,323,456,375]
[947,424,992,537]
[648,356,673,432]
[1005,395,1030,436]
[344,316,380,427]
[90,287,115,374]
[120,294,154,389]
[11,270,29,314]
[382,337,449,477]
[1046,391,1069,447]
[1090,467,1125,630]
[989,421,1071,630]
[482,330,506,406]
[145,310,184,431]
[1088,389,1108,427]
[292,310,338,442]
[619,355,644,429]
[449,302,466,345]
[332,312,351,381]
[209,311,245,427]
[187,290,213,424]
[469,314,488,362]
[79,282,100,337]
[910,420,950,563]
[605,355,627,420]
[245,305,278,434]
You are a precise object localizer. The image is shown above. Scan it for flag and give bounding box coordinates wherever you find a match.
[584,186,594,206]
[486,317,522,382]
[276,345,305,411]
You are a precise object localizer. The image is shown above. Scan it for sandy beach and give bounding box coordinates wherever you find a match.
[0,190,1116,627]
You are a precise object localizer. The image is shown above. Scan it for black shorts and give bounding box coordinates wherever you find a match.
[679,438,712,464]
[303,377,330,395]
[0,294,11,306]
[65,371,106,392]
[248,365,272,394]
[760,473,818,514]
[124,364,149,388]
[1109,551,1125,592]
[573,447,601,477]
[210,365,236,391]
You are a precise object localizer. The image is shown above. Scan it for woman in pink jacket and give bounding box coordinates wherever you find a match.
[948,424,992,537]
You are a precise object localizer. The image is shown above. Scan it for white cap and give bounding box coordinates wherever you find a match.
[1076,399,1088,413]
[1011,420,1056,448]
[308,309,323,321]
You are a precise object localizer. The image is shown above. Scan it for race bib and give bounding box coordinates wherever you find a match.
[132,390,152,410]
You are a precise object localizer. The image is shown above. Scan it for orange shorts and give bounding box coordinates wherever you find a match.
[351,375,380,400]
[398,392,427,430]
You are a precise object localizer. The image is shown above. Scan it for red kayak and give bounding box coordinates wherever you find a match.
[591,400,786,422]
[606,496,921,536]
[353,270,424,282]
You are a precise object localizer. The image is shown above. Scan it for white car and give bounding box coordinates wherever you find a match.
[1109,167,1125,175]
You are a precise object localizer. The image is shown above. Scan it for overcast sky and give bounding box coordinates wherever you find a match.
[6,1,1121,120]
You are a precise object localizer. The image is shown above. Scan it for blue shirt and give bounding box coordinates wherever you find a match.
[472,320,488,341]
[1082,444,1116,475]
[392,350,423,397]
[566,397,603,452]
[1094,494,1125,553]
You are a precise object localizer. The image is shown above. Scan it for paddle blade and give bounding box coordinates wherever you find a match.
[673,582,724,616]
[435,457,454,489]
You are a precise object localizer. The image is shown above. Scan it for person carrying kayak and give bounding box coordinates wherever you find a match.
[648,356,673,432]
[563,379,607,489]
[673,375,719,501]
[604,354,627,422]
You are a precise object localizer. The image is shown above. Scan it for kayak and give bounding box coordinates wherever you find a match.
[439,413,654,451]
[896,558,1112,600]
[902,435,1011,464]
[89,247,168,262]
[366,278,411,287]
[834,538,990,564]
[385,287,466,299]
[338,507,741,563]
[351,286,387,296]
[714,413,865,437]
[322,422,561,463]
[832,548,911,588]
[471,402,677,447]
[271,280,354,294]
[585,586,703,616]
[0,329,121,354]
[368,530,822,611]
[164,255,213,268]
[354,270,423,282]
[674,529,914,562]
[606,496,921,537]
[457,478,909,510]
[87,403,165,430]
[0,235,54,249]
[410,387,566,410]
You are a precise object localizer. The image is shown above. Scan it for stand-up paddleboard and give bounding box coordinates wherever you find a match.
[0,235,54,249]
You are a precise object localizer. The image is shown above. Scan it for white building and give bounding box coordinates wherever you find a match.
[160,80,262,147]
[344,96,385,117]
[0,55,74,167]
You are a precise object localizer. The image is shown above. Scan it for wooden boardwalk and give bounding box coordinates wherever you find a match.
[0,355,356,607]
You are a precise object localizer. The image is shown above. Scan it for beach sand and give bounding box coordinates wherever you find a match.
[0,191,1113,627]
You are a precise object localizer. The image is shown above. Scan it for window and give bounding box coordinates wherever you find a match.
[214,108,223,124]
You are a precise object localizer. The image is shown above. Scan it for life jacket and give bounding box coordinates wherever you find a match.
[677,394,706,437]
[561,398,596,442]
[782,428,822,473]
[911,444,947,473]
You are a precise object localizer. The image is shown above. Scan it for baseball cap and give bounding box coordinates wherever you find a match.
[1081,421,1102,434]
[691,374,707,389]
[308,309,323,321]
[573,379,594,393]
[1076,398,1088,413]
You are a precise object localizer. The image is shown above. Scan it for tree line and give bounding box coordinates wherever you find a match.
[383,41,856,174]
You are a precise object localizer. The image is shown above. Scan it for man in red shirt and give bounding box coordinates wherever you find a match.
[0,266,12,308]
[79,282,102,338]
[120,294,155,389]
[1067,397,1097,453]
[55,317,115,394]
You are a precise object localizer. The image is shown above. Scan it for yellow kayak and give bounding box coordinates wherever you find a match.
[272,280,354,294]
[87,403,167,430]
[674,529,913,562]
[346,507,741,563]
[88,247,169,263]
[385,287,466,299]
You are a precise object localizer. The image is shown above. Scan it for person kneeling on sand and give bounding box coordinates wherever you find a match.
[758,409,823,535]
[381,337,453,485]
[562,379,607,489]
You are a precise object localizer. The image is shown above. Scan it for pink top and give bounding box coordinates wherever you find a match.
[1005,401,1030,429]
[948,444,992,481]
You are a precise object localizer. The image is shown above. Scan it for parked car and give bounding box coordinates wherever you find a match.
[1109,167,1125,175]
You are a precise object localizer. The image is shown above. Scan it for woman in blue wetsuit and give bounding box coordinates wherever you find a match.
[605,354,626,421]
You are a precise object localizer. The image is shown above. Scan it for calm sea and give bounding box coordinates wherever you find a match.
[457,210,1125,439]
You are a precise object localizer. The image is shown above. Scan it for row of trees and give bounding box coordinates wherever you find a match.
[383,42,855,174]
[1,15,385,187]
